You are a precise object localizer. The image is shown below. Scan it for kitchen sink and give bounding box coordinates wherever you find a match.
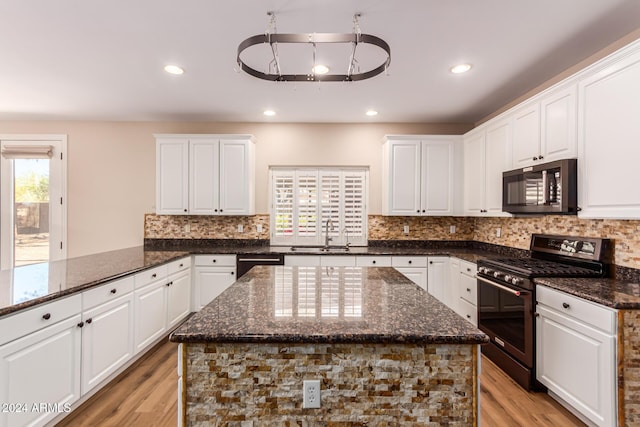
[289,245,350,252]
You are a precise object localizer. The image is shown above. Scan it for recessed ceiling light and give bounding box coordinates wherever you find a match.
[365,110,378,117]
[164,65,184,75]
[450,63,472,74]
[312,65,330,75]
[263,110,276,116]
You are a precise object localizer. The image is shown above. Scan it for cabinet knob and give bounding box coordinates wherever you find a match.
[422,210,425,213]
[77,321,84,328]
[110,288,117,294]
[467,268,471,272]
[533,156,538,161]
[220,209,223,212]
[42,313,51,320]
[466,314,471,319]
[466,288,471,292]
[184,209,187,212]
[166,281,173,287]
[179,263,184,268]
[562,302,570,309]
[231,272,234,275]
[372,260,376,264]
[151,273,157,279]
[213,259,217,263]
[408,260,412,264]
[214,209,218,212]
[86,318,93,324]
[416,210,420,213]
[429,261,433,265]
[539,155,544,160]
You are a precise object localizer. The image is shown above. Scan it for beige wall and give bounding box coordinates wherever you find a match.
[0,121,469,257]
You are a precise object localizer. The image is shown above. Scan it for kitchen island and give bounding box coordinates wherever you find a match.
[170,265,489,426]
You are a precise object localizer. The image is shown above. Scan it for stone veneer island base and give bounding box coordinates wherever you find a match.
[172,266,488,426]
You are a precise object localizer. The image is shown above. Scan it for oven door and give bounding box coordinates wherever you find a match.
[477,275,534,368]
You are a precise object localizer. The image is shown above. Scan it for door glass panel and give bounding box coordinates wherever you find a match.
[13,159,50,267]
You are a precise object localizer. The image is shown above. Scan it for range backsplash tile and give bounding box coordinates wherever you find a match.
[144,214,639,270]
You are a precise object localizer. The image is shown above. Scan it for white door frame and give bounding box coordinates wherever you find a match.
[0,134,67,269]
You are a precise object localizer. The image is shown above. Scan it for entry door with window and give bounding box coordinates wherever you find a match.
[0,138,66,269]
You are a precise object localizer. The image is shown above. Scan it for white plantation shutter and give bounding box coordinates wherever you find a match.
[343,171,367,246]
[271,167,368,245]
[273,171,294,239]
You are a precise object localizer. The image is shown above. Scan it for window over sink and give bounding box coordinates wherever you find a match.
[269,167,368,247]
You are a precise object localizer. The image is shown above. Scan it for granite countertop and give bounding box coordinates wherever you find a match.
[535,277,640,309]
[0,247,189,317]
[170,265,489,345]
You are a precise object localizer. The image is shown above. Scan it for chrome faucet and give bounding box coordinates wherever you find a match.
[343,227,351,248]
[324,218,334,248]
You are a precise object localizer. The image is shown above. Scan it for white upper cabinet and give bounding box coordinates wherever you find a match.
[577,43,640,219]
[463,119,511,216]
[382,135,459,216]
[156,134,255,216]
[512,84,577,169]
[156,138,189,214]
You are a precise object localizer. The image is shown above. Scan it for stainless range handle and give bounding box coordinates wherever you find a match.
[237,258,283,263]
[477,276,525,297]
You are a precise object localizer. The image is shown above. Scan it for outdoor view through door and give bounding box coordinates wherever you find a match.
[0,137,66,269]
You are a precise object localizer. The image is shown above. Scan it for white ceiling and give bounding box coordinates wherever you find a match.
[1,0,640,124]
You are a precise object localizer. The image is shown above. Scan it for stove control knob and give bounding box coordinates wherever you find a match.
[493,271,503,279]
[504,274,512,283]
[511,277,522,286]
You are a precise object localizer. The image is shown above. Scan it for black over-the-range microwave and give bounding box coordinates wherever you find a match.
[502,158,578,215]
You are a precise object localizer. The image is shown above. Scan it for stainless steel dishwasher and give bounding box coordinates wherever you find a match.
[236,253,285,277]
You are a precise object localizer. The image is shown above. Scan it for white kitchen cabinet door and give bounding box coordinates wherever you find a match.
[166,270,192,329]
[463,131,486,215]
[540,84,577,163]
[578,45,640,219]
[421,140,454,214]
[511,102,541,168]
[427,257,449,304]
[156,138,189,215]
[189,138,219,215]
[395,267,427,290]
[81,292,134,394]
[0,315,82,427]
[484,119,512,215]
[219,139,255,215]
[193,267,236,311]
[134,280,167,354]
[448,258,461,315]
[536,303,616,427]
[382,140,421,215]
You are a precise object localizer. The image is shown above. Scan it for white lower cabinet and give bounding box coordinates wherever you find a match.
[166,258,192,329]
[458,260,478,326]
[426,257,450,302]
[0,295,82,427]
[134,279,167,354]
[392,256,428,290]
[536,285,617,427]
[80,277,135,394]
[193,255,237,311]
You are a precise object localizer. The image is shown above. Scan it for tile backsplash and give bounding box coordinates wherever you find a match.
[145,214,640,269]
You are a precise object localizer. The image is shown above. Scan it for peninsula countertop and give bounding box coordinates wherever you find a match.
[170,265,489,345]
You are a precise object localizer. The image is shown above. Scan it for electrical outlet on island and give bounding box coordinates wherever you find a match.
[303,380,321,409]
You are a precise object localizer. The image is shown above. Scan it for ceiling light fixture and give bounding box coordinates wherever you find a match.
[263,110,276,116]
[450,63,472,74]
[312,65,330,75]
[164,65,184,75]
[237,12,391,82]
[366,110,378,116]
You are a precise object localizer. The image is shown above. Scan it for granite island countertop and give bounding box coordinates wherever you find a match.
[170,265,489,345]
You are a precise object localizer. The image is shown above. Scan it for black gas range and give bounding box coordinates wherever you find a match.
[476,234,611,390]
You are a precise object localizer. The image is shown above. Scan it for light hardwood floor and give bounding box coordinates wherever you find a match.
[58,340,585,426]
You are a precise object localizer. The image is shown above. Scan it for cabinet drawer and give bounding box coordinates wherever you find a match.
[0,294,82,345]
[320,256,356,267]
[458,298,477,326]
[356,256,392,267]
[134,264,168,288]
[194,254,236,267]
[82,276,135,310]
[460,260,476,277]
[392,256,427,267]
[459,276,477,305]
[536,285,616,334]
[167,257,191,275]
